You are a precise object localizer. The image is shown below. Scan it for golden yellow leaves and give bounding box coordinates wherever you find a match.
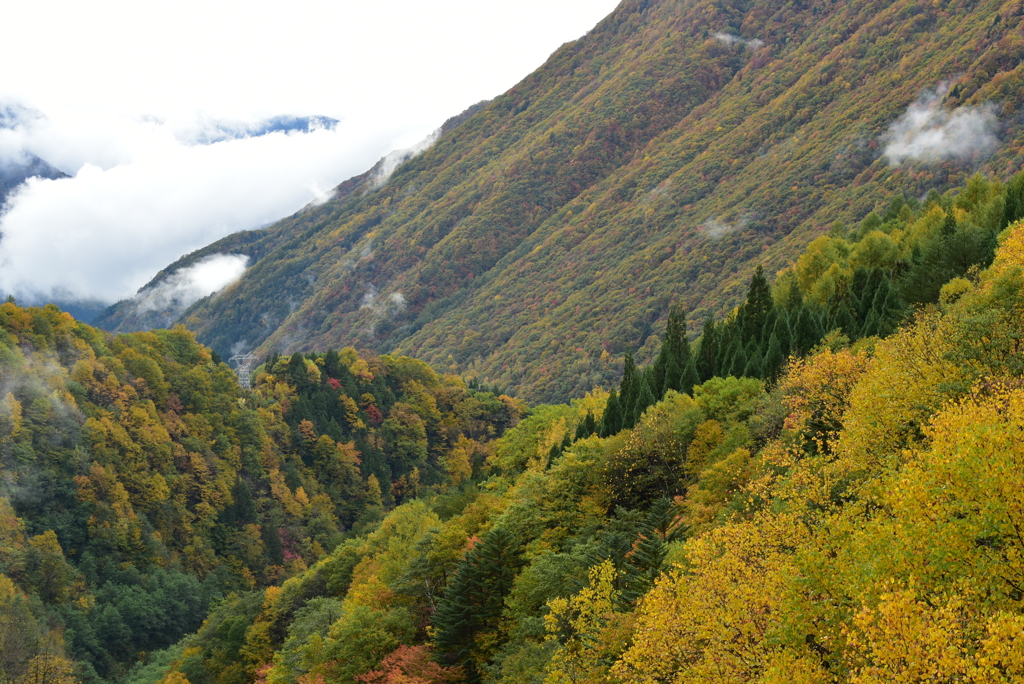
[845,585,1024,684]
[881,386,1024,604]
[837,310,959,471]
[16,653,79,684]
[614,513,809,684]
[780,347,871,455]
[972,613,1024,683]
[846,586,972,684]
[544,561,631,684]
[440,435,475,488]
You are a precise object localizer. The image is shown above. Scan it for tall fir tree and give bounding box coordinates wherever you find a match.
[432,528,523,682]
[657,304,690,395]
[286,352,310,390]
[1002,170,1024,229]
[832,302,857,338]
[763,332,784,381]
[729,344,748,378]
[773,314,792,357]
[599,390,622,437]
[849,267,870,324]
[632,367,658,426]
[695,316,718,381]
[619,352,640,430]
[793,305,822,356]
[738,266,773,343]
[786,279,804,311]
[743,351,763,379]
[680,357,700,396]
[856,269,885,321]
[620,499,680,605]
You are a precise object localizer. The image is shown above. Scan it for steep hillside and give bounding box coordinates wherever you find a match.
[141,211,1024,684]
[0,305,519,681]
[104,0,1024,402]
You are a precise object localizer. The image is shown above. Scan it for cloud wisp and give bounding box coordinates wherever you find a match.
[882,87,1000,165]
[370,129,442,189]
[712,32,764,50]
[699,214,752,240]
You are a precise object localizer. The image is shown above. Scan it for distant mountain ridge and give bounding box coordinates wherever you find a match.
[99,0,1024,402]
[0,101,68,207]
[0,154,67,207]
[175,114,341,145]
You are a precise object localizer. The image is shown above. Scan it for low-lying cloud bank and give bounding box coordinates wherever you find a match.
[883,86,1000,165]
[0,103,435,305]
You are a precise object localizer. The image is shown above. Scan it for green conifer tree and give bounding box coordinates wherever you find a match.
[632,368,658,425]
[599,390,622,437]
[832,302,857,338]
[849,267,870,324]
[323,348,341,378]
[739,266,773,343]
[786,279,804,311]
[286,352,309,389]
[695,316,718,381]
[861,309,880,338]
[773,314,792,357]
[620,352,639,430]
[1002,171,1024,229]
[548,443,562,463]
[432,528,522,681]
[763,332,784,381]
[742,351,763,379]
[759,306,778,346]
[680,358,699,396]
[729,344,748,378]
[657,305,689,395]
[857,268,885,320]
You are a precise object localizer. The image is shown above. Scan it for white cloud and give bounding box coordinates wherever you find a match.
[134,254,250,314]
[883,87,999,165]
[0,112,422,303]
[712,32,764,50]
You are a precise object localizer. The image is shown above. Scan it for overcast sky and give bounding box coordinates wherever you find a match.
[0,0,620,306]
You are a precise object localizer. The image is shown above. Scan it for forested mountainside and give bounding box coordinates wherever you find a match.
[0,306,519,682]
[6,171,1024,684]
[103,176,1024,684]
[100,0,1024,402]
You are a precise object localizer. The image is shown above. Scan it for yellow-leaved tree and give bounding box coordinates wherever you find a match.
[543,560,632,684]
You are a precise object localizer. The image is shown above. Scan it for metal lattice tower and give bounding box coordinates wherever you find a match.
[229,352,259,390]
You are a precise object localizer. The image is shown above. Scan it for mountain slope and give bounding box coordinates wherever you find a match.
[0,155,67,207]
[106,0,1024,402]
